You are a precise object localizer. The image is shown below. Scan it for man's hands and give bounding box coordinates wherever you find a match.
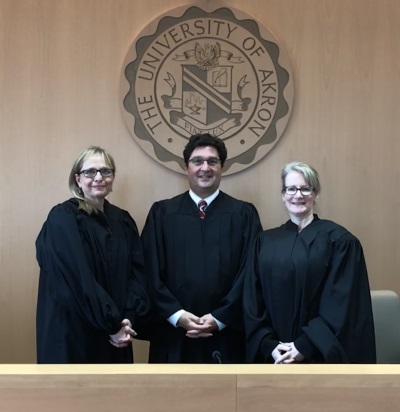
[177,311,218,339]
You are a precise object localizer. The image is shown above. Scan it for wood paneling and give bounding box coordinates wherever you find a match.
[0,0,399,362]
[0,365,236,412]
[1,365,400,411]
[238,369,400,411]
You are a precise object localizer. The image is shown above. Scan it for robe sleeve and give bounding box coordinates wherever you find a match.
[141,202,183,320]
[243,234,279,362]
[122,213,153,335]
[295,233,376,363]
[36,204,123,334]
[211,203,262,331]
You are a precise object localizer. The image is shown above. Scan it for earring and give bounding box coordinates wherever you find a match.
[78,187,83,195]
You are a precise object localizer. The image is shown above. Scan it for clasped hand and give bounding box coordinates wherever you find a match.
[272,341,305,364]
[177,311,217,339]
[109,318,137,348]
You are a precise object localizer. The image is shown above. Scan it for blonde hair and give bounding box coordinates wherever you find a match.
[68,146,116,214]
[281,162,321,195]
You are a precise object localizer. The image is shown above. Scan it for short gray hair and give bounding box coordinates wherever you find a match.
[281,162,321,195]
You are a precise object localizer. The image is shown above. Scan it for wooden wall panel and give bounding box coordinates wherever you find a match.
[0,0,399,362]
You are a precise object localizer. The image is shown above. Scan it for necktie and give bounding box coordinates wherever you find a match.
[198,200,207,219]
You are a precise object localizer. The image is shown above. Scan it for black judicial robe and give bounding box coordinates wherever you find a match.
[243,216,376,363]
[36,199,151,363]
[141,191,262,363]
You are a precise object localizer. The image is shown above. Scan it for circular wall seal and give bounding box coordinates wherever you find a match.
[121,4,293,175]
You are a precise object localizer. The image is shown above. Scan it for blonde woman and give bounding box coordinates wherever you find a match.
[36,146,151,363]
[243,162,376,364]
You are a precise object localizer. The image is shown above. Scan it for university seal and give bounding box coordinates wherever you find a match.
[121,4,293,175]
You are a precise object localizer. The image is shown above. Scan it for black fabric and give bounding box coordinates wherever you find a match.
[36,198,152,363]
[243,215,376,364]
[141,191,262,363]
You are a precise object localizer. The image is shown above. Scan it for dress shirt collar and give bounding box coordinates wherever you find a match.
[189,189,220,207]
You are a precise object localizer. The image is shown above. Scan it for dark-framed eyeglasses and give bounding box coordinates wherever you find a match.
[188,157,221,167]
[284,186,314,196]
[79,168,114,178]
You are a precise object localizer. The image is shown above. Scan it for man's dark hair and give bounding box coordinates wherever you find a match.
[183,133,228,167]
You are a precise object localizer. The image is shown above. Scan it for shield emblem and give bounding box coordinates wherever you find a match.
[182,65,233,126]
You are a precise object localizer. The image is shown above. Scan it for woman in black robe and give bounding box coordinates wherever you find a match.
[36,146,151,363]
[243,161,376,364]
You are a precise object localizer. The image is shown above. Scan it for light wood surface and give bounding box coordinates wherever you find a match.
[1,0,400,363]
[238,372,400,412]
[0,365,399,412]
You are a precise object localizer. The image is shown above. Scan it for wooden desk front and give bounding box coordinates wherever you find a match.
[0,364,399,412]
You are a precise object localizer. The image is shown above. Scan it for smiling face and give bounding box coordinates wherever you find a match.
[186,146,222,198]
[282,171,316,219]
[75,154,114,206]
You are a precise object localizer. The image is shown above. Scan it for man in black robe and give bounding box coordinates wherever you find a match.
[141,133,262,363]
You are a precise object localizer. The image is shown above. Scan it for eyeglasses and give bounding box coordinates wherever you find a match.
[284,186,314,196]
[188,157,221,167]
[79,168,114,178]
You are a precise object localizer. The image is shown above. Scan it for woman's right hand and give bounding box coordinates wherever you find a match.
[271,342,292,363]
[109,319,137,348]
[272,342,305,364]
